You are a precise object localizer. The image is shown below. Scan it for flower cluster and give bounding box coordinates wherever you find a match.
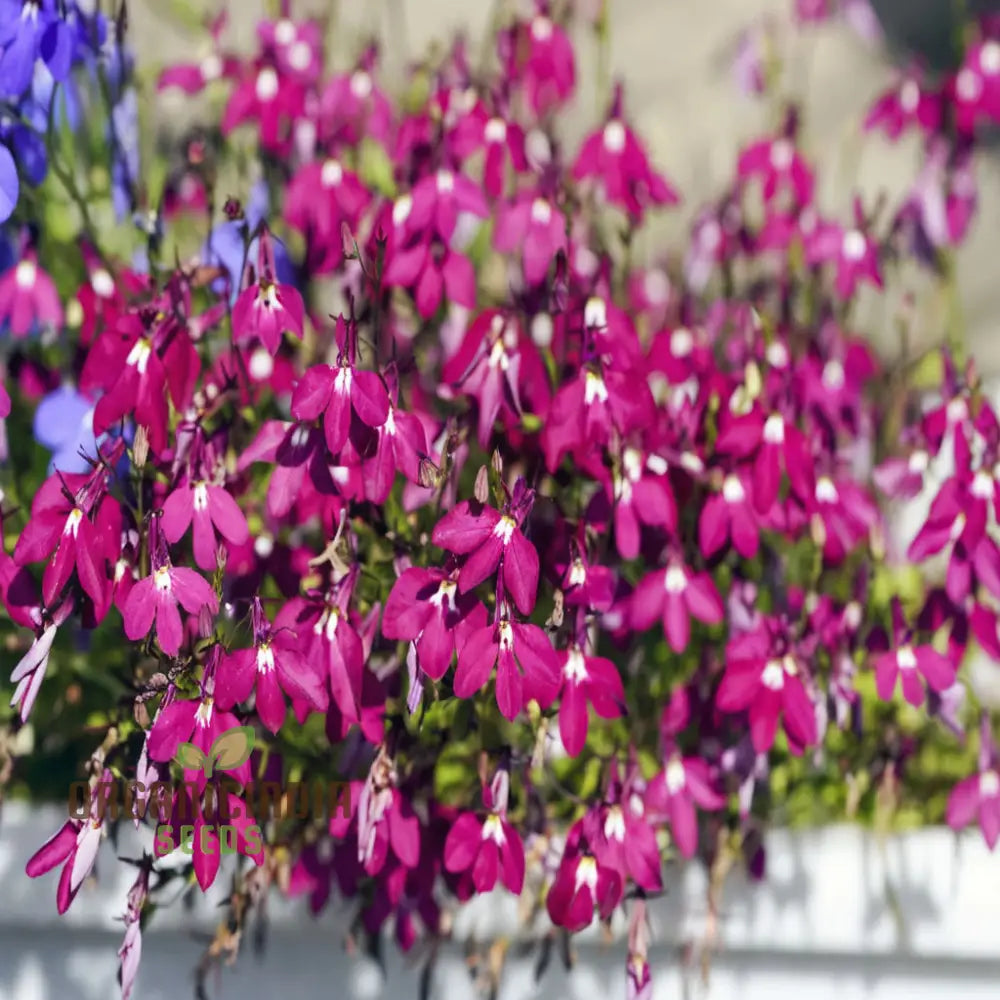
[3,1,1000,998]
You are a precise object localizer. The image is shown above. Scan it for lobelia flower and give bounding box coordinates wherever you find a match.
[557,642,626,756]
[493,194,567,285]
[806,471,880,563]
[160,474,250,572]
[737,134,814,206]
[9,595,72,722]
[257,15,323,83]
[443,766,525,894]
[431,479,540,615]
[716,620,818,753]
[0,0,73,99]
[950,39,1000,134]
[0,254,63,337]
[871,599,956,707]
[572,87,680,218]
[448,109,527,199]
[629,557,724,653]
[382,565,487,680]
[587,765,662,891]
[117,863,150,1000]
[864,75,942,139]
[153,783,264,890]
[506,11,576,116]
[546,819,623,932]
[715,406,816,515]
[382,233,477,319]
[122,524,219,657]
[13,468,118,618]
[318,61,395,147]
[626,899,653,1000]
[399,167,489,243]
[454,602,561,720]
[645,754,726,858]
[699,469,759,559]
[214,597,328,733]
[25,769,113,914]
[33,385,99,474]
[360,372,430,503]
[804,207,883,300]
[947,719,1000,849]
[232,225,305,354]
[221,60,305,154]
[0,142,16,222]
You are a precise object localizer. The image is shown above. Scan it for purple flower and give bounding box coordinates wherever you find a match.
[0,143,16,222]
[0,0,73,99]
[33,385,98,474]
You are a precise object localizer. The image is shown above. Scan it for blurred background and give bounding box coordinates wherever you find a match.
[4,2,1000,998]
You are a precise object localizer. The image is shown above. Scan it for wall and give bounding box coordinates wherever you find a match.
[2,802,999,999]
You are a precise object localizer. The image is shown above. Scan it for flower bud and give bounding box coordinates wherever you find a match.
[132,426,149,469]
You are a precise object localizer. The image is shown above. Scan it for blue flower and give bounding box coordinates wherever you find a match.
[0,0,73,100]
[202,181,295,303]
[33,385,98,474]
[110,86,139,219]
[0,142,17,223]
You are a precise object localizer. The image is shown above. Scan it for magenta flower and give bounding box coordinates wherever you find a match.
[432,483,539,615]
[546,820,622,932]
[454,606,560,720]
[448,110,527,199]
[494,194,567,285]
[737,135,814,206]
[26,770,112,914]
[947,769,1000,849]
[382,566,486,680]
[221,62,305,154]
[807,473,879,563]
[557,644,625,756]
[232,227,305,354]
[586,771,662,891]
[506,13,576,116]
[805,214,882,300]
[361,379,429,504]
[382,233,476,319]
[629,558,724,653]
[950,39,1000,134]
[118,864,149,1000]
[716,623,818,753]
[645,755,726,858]
[9,597,72,722]
[122,545,218,658]
[214,598,329,733]
[573,91,679,217]
[864,76,942,139]
[443,768,524,894]
[160,478,250,572]
[290,331,390,456]
[872,601,956,707]
[0,255,62,337]
[699,470,759,559]
[154,785,265,890]
[400,167,489,243]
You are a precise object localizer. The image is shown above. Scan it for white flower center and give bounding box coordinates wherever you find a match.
[200,53,222,81]
[350,71,372,99]
[436,169,455,194]
[972,470,994,500]
[584,296,607,330]
[488,338,510,371]
[603,806,626,842]
[763,413,785,444]
[568,559,587,587]
[193,483,209,511]
[429,580,457,612]
[15,260,36,289]
[493,516,516,545]
[274,19,296,45]
[671,328,694,357]
[91,268,114,297]
[842,229,867,261]
[249,348,274,380]
[897,645,917,670]
[564,648,588,683]
[64,508,84,537]
[531,16,553,41]
[957,68,981,102]
[982,41,1000,75]
[392,195,413,227]
[815,476,838,503]
[603,120,626,154]
[574,855,598,892]
[980,770,1000,797]
[195,698,213,727]
[722,474,745,503]
[665,758,686,794]
[484,117,507,143]
[482,813,506,845]
[664,565,687,593]
[530,199,552,225]
[256,644,275,673]
[770,139,794,170]
[383,406,397,436]
[899,80,920,112]
[154,567,172,592]
[761,660,785,690]
[908,450,929,473]
[531,312,553,348]
[822,359,845,389]
[498,621,514,652]
[584,370,608,405]
[255,67,280,102]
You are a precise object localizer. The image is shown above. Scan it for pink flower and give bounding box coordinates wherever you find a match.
[361,379,429,503]
[0,256,62,337]
[949,40,1000,134]
[432,485,539,615]
[401,167,489,243]
[382,234,476,319]
[221,62,305,154]
[699,470,759,559]
[864,76,942,139]
[645,755,726,858]
[118,865,149,1000]
[947,769,1000,849]
[448,111,527,199]
[872,602,956,707]
[493,194,567,285]
[26,770,112,913]
[629,559,724,653]
[443,768,524,893]
[214,598,329,733]
[454,607,560,720]
[546,820,622,932]
[716,623,818,753]
[508,14,576,116]
[122,554,218,657]
[232,227,305,354]
[382,566,487,680]
[573,95,679,217]
[805,217,882,299]
[557,644,626,756]
[9,597,72,722]
[160,478,250,572]
[806,473,879,563]
[737,136,814,206]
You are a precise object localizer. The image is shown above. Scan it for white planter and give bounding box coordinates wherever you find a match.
[1,801,999,1000]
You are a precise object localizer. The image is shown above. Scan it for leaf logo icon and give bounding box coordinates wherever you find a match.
[174,742,206,771]
[204,726,255,778]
